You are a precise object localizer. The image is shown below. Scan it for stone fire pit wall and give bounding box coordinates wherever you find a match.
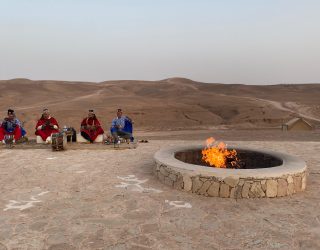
[153,145,307,198]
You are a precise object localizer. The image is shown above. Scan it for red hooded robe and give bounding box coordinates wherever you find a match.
[35,116,59,141]
[80,116,104,142]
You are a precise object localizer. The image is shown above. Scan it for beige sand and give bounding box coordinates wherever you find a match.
[0,136,319,249]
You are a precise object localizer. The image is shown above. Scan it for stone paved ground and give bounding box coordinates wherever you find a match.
[0,140,319,250]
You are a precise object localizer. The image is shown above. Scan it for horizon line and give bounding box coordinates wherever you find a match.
[0,77,320,86]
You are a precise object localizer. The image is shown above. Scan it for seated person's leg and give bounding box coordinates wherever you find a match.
[123,120,134,142]
[81,131,93,143]
[117,131,132,141]
[90,133,99,142]
[0,127,4,142]
[53,129,59,134]
[111,127,119,142]
[124,120,133,134]
[36,130,49,141]
[21,127,27,137]
[13,127,22,141]
[90,127,104,142]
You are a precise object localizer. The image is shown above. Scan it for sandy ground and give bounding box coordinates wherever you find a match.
[0,133,320,249]
[135,129,320,141]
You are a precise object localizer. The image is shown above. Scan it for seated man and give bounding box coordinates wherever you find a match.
[0,109,24,144]
[80,109,104,143]
[35,108,59,143]
[110,108,134,143]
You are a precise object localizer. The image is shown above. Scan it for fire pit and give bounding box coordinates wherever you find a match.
[153,143,307,198]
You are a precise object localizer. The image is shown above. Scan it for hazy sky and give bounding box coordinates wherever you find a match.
[1,0,319,84]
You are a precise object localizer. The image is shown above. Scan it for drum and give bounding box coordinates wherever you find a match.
[51,132,67,151]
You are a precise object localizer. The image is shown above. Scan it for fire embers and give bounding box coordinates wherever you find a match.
[202,137,241,169]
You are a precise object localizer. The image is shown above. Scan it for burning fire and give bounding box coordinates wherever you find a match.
[202,137,240,168]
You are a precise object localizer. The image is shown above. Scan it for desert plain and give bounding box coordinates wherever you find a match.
[0,78,319,249]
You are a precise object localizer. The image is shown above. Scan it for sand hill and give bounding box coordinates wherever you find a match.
[0,78,319,137]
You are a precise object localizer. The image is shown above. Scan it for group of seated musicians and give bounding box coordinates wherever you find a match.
[0,108,134,144]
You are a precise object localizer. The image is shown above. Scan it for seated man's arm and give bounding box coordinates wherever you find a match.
[15,119,22,127]
[0,121,5,128]
[81,119,89,130]
[94,119,102,128]
[111,119,117,128]
[49,122,58,129]
[125,116,133,124]
[118,118,126,129]
[50,118,59,130]
[38,125,45,130]
[36,120,44,130]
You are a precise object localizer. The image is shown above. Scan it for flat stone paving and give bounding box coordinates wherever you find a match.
[0,140,319,249]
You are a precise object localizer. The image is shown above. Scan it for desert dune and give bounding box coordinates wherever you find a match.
[0,78,319,136]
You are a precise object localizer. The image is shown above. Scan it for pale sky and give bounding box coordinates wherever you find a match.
[0,0,319,84]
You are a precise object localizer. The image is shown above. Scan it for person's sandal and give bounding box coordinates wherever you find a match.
[139,140,149,143]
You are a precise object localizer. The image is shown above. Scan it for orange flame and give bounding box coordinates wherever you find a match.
[206,137,215,146]
[202,137,239,168]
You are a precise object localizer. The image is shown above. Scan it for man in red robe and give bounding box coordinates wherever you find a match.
[35,108,59,142]
[0,109,22,144]
[80,110,104,143]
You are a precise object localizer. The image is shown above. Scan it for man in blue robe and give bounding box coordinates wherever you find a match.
[110,109,134,143]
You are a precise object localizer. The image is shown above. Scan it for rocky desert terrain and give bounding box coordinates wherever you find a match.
[0,78,319,136]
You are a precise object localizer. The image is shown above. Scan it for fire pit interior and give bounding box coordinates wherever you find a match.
[175,149,283,169]
[154,144,307,199]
